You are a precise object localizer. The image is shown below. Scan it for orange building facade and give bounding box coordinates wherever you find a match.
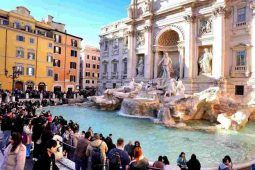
[82,46,100,88]
[0,7,82,92]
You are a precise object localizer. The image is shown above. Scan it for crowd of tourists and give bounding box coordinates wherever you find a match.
[0,89,81,103]
[0,97,234,170]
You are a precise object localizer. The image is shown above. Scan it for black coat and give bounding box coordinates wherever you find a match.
[33,153,59,170]
[187,158,201,170]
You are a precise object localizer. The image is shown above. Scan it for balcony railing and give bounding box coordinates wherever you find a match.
[122,72,127,79]
[102,72,108,79]
[236,22,246,27]
[235,66,247,71]
[111,72,118,79]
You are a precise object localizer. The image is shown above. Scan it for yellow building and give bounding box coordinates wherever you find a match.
[0,6,82,92]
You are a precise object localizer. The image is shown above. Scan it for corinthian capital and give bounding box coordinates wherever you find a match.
[213,6,232,18]
[184,15,196,23]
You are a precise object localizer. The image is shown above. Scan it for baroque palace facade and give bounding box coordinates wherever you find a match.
[0,6,82,92]
[99,0,255,96]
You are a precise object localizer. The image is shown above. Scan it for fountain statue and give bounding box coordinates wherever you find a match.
[158,52,173,79]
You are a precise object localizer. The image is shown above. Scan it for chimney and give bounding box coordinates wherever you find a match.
[44,15,54,23]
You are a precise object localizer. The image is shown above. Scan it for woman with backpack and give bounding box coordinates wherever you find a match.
[86,133,108,170]
[0,132,26,170]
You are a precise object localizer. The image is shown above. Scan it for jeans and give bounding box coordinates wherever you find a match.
[26,144,32,157]
[1,130,11,150]
[75,157,88,170]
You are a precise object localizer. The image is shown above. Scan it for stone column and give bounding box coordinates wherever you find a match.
[144,25,153,79]
[127,29,136,79]
[212,6,226,79]
[184,13,196,79]
[154,51,159,79]
[178,44,185,79]
[251,3,255,79]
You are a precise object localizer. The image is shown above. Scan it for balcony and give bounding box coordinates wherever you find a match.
[234,66,246,71]
[122,72,127,79]
[111,72,118,79]
[102,72,108,79]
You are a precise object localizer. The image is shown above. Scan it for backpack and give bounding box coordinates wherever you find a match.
[109,151,121,170]
[91,141,103,168]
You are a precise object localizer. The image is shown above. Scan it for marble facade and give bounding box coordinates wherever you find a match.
[99,0,255,97]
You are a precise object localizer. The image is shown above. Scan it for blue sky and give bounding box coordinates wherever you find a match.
[1,0,130,48]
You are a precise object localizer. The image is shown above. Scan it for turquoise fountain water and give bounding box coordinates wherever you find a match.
[47,106,255,167]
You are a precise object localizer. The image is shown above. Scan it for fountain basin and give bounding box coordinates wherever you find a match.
[47,106,255,168]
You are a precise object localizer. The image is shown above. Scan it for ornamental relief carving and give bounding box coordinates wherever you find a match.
[136,31,145,48]
[112,38,119,56]
[199,17,212,36]
[153,24,185,45]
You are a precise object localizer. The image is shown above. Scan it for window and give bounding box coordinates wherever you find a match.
[54,46,61,54]
[85,80,90,84]
[47,53,53,62]
[86,63,90,68]
[237,7,246,23]
[92,80,94,84]
[92,73,95,77]
[103,64,107,73]
[27,66,35,76]
[13,22,20,29]
[28,51,35,60]
[236,51,246,66]
[98,57,100,61]
[16,48,24,58]
[92,56,97,60]
[30,38,35,44]
[54,34,61,43]
[71,50,77,57]
[97,65,100,69]
[2,20,8,25]
[54,74,58,81]
[113,63,118,72]
[71,39,77,47]
[123,61,127,74]
[98,73,100,78]
[87,55,89,59]
[104,41,108,51]
[16,35,25,42]
[70,75,76,82]
[70,62,77,69]
[93,64,96,69]
[85,72,90,77]
[235,85,244,95]
[53,59,61,67]
[25,25,31,32]
[49,43,53,48]
[16,65,24,75]
[47,68,53,77]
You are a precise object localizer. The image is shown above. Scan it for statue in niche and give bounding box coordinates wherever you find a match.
[158,52,173,79]
[198,48,213,74]
[136,56,144,77]
[113,38,119,49]
[128,6,134,18]
[136,32,145,47]
[200,18,212,35]
[143,0,151,13]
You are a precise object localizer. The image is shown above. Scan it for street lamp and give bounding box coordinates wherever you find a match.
[5,66,22,91]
